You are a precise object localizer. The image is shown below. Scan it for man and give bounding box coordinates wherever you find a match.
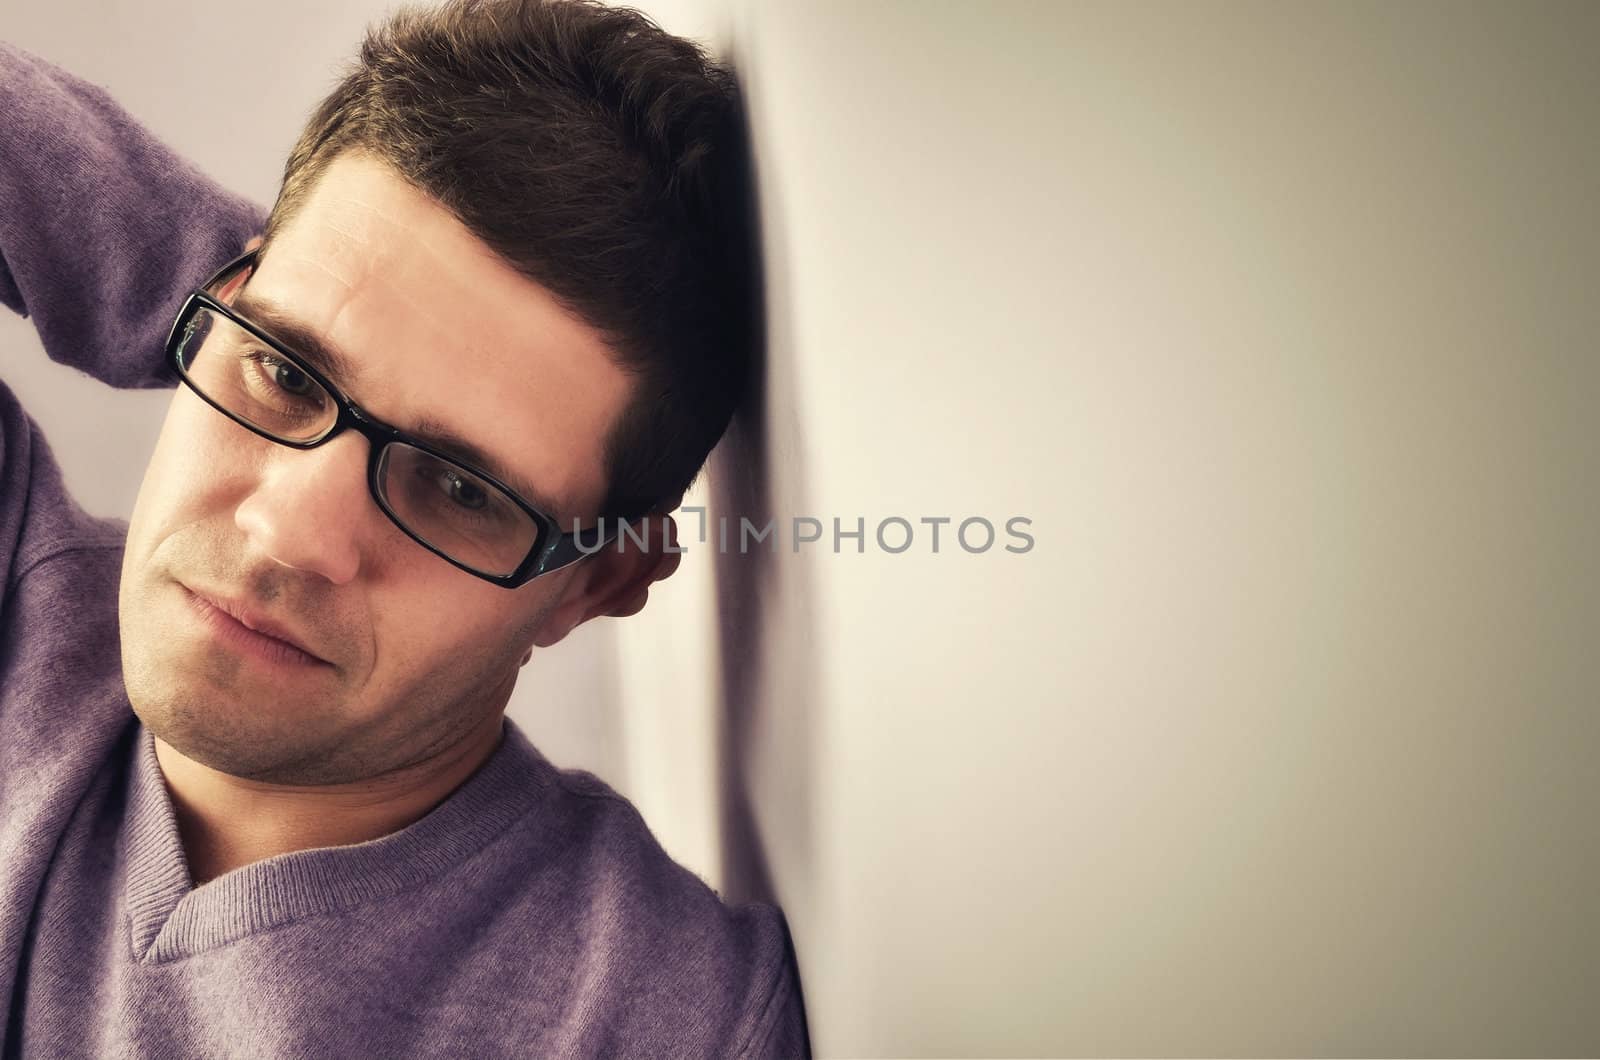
[0,1,808,1055]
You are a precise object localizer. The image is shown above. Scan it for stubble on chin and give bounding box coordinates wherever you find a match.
[119,622,350,783]
[119,588,527,788]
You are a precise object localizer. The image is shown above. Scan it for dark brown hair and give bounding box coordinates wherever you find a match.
[262,0,759,521]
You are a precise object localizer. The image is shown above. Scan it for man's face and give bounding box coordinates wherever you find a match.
[118,151,633,785]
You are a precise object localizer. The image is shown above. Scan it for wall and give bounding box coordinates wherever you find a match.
[708,0,1600,1053]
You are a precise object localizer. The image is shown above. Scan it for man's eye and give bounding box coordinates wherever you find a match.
[241,349,320,405]
[262,355,315,397]
[437,470,489,511]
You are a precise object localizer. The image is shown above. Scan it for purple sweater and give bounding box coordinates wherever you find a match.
[0,43,808,1058]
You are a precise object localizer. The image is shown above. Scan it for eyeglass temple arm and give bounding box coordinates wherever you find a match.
[200,247,260,291]
[534,520,621,576]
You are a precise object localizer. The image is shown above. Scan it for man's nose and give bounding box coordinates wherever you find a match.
[234,432,371,585]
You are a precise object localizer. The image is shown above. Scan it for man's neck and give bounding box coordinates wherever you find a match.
[152,713,506,886]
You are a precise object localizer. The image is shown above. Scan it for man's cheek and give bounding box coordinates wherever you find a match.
[129,454,232,590]
[148,400,255,515]
[128,397,197,550]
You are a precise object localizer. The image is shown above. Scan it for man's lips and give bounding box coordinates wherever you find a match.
[180,585,333,666]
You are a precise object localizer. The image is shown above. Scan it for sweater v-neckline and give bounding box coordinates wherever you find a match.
[123,720,551,963]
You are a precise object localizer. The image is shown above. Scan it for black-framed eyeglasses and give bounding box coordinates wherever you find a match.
[165,249,613,587]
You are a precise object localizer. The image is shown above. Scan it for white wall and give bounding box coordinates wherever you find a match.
[7,1,1599,1055]
[707,0,1599,1054]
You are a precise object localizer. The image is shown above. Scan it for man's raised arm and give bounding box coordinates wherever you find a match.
[0,41,264,389]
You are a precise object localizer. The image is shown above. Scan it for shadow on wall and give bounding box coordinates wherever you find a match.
[707,74,817,909]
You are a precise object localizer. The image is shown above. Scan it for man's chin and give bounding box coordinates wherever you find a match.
[124,668,346,781]
[119,607,354,782]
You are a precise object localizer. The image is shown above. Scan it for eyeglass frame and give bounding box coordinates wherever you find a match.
[163,248,615,588]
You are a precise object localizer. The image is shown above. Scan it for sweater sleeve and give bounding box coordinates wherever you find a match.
[0,39,266,390]
[736,909,813,1059]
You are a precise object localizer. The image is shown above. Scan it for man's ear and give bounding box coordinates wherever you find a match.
[529,517,667,649]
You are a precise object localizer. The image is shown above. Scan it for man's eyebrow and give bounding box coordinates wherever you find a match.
[231,293,361,387]
[231,292,570,523]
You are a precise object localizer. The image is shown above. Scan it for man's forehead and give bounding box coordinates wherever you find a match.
[267,151,554,327]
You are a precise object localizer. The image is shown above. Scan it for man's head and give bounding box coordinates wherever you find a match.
[118,0,755,786]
